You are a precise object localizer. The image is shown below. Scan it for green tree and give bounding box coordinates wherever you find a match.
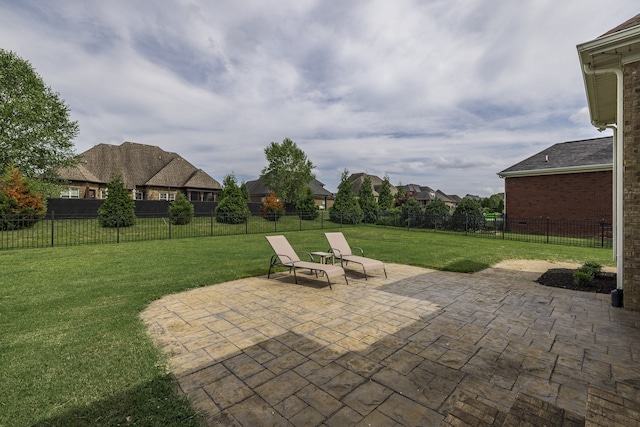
[168,192,194,225]
[401,197,423,227]
[98,174,136,228]
[0,165,46,230]
[330,169,362,224]
[296,186,319,220]
[452,197,484,231]
[425,198,450,216]
[358,174,378,224]
[260,138,315,204]
[0,49,79,178]
[261,190,284,221]
[377,174,393,211]
[240,181,250,202]
[216,173,250,224]
[481,194,504,213]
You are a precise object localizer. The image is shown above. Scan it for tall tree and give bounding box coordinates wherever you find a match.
[377,174,393,212]
[0,49,79,178]
[358,174,378,224]
[330,169,363,224]
[260,138,315,204]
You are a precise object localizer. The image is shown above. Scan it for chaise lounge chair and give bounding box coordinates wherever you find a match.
[324,232,387,280]
[266,235,348,289]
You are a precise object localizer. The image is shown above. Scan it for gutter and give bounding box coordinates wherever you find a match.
[583,64,623,291]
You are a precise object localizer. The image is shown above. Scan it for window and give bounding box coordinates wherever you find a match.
[159,192,176,201]
[135,191,143,200]
[100,190,108,199]
[60,188,80,199]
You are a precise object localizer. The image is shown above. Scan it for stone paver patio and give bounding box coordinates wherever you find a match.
[141,262,640,426]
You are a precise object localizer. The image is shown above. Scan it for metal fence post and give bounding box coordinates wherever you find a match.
[546,217,550,244]
[51,211,55,247]
[210,211,214,236]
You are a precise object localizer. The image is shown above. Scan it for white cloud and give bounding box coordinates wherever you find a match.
[0,0,632,196]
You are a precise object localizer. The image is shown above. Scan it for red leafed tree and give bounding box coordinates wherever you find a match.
[261,190,284,221]
[0,166,46,229]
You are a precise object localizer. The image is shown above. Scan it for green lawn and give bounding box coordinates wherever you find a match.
[0,226,614,426]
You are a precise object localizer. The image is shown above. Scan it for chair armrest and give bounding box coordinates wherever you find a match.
[353,246,364,256]
[329,248,343,257]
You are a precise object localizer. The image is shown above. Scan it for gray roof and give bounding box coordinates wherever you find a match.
[349,173,398,196]
[246,178,333,198]
[498,137,612,177]
[59,142,221,190]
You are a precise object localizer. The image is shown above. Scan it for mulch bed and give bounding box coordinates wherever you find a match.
[536,268,617,294]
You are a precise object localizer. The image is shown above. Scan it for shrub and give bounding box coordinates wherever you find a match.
[573,261,602,286]
[262,191,284,221]
[168,192,194,225]
[98,174,136,228]
[573,269,595,286]
[0,166,46,230]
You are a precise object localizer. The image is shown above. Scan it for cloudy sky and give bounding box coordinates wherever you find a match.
[1,1,636,196]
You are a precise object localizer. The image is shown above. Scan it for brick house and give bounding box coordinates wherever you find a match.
[245,178,335,209]
[497,137,613,221]
[577,13,640,310]
[57,142,221,201]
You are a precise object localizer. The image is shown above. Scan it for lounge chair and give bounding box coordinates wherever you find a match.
[324,232,387,279]
[266,235,348,289]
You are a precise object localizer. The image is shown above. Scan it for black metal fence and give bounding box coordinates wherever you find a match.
[377,212,612,248]
[0,211,612,251]
[0,211,351,250]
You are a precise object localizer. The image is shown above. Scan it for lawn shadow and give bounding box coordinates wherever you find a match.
[30,374,201,427]
[442,259,490,273]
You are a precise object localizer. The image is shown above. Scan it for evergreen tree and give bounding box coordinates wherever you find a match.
[377,174,393,211]
[296,186,319,220]
[98,174,136,228]
[452,197,484,231]
[329,169,363,224]
[168,192,194,225]
[240,181,250,201]
[358,174,378,224]
[216,173,250,224]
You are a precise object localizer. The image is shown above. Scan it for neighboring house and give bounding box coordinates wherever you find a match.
[399,183,458,209]
[348,173,397,201]
[498,136,612,221]
[245,178,334,209]
[57,142,221,201]
[577,13,640,310]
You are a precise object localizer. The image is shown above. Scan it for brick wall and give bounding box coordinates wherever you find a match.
[504,171,612,221]
[623,61,640,311]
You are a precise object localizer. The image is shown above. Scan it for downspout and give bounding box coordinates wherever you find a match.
[583,64,623,291]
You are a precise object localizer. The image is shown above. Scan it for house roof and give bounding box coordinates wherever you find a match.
[60,142,221,190]
[498,137,612,178]
[577,13,640,128]
[349,173,397,196]
[245,178,333,198]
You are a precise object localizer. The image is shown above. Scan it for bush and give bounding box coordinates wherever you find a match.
[0,166,46,230]
[98,174,136,228]
[168,192,194,225]
[573,261,602,286]
[262,191,284,221]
